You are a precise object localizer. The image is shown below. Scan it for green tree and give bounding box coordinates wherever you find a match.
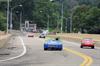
[73,5,90,33]
[85,7,100,33]
[73,5,100,33]
[0,11,6,31]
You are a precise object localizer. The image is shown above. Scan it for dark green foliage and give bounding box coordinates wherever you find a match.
[0,11,6,31]
[0,0,100,33]
[73,5,100,33]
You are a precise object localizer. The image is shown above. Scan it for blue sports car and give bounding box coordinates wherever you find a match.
[44,38,63,50]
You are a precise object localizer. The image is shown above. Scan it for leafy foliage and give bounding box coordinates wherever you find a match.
[0,0,100,34]
[0,11,6,31]
[73,5,100,33]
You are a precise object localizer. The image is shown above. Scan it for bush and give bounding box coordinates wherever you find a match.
[0,11,6,31]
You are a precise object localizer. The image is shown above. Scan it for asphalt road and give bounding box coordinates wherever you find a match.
[0,32,100,66]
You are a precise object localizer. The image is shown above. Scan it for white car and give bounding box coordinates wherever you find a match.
[42,30,49,35]
[39,33,46,38]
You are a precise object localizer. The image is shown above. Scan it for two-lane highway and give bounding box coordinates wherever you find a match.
[0,33,100,66]
[63,40,100,66]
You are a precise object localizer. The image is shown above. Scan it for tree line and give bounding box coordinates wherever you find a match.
[0,0,100,34]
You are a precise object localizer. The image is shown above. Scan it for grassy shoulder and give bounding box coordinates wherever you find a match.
[0,32,11,48]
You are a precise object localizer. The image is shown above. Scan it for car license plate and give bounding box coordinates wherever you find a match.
[49,45,55,47]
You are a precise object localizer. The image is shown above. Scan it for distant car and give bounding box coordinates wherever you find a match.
[39,33,46,38]
[44,38,63,50]
[27,32,34,37]
[80,38,95,49]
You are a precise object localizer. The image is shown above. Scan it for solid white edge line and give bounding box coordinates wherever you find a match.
[0,36,26,62]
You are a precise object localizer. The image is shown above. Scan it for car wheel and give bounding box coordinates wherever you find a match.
[58,48,62,51]
[80,46,83,48]
[91,46,94,49]
[39,36,41,38]
[44,48,47,50]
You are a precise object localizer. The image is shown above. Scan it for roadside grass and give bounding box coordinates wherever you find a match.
[48,33,100,41]
[0,31,6,36]
[48,33,100,47]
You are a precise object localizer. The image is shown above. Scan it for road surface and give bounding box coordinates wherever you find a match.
[0,32,100,66]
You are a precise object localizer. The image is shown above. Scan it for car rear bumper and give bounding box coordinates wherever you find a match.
[81,44,94,47]
[39,36,45,38]
[44,44,62,49]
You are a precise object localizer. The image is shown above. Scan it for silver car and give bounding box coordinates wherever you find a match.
[39,33,46,38]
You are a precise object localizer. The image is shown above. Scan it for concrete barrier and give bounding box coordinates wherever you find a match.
[0,34,11,48]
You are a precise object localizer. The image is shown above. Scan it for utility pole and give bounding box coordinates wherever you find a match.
[10,9,13,31]
[20,11,22,31]
[61,2,64,33]
[47,15,50,31]
[10,5,22,31]
[70,13,73,33]
[7,0,10,34]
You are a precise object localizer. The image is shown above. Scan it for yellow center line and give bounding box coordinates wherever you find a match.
[64,48,93,66]
[46,37,93,66]
[85,56,93,66]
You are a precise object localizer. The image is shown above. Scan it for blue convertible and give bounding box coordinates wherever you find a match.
[44,38,63,50]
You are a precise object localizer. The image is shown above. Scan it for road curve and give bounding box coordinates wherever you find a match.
[63,40,100,66]
[0,34,100,66]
